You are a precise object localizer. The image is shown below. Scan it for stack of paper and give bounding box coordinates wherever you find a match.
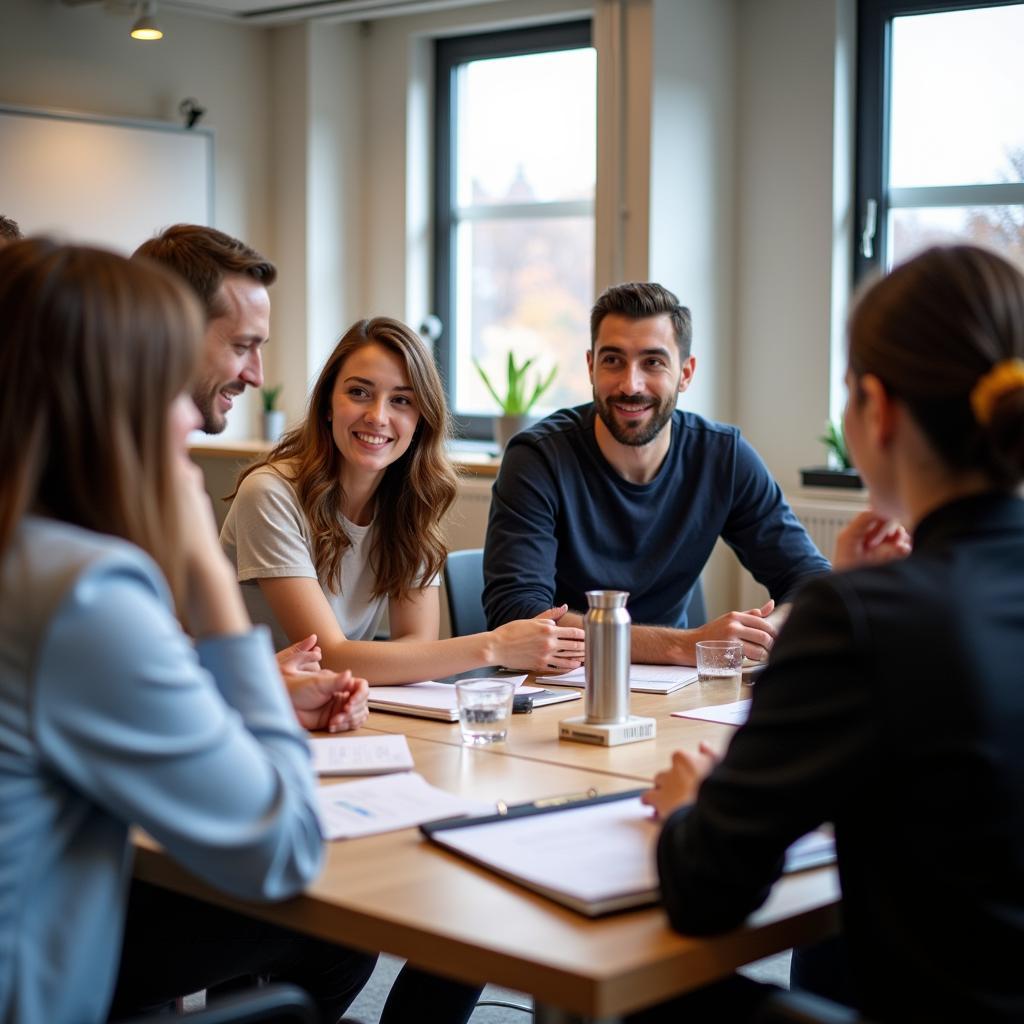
[538,663,698,694]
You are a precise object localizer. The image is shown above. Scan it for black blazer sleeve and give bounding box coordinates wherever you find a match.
[656,574,878,935]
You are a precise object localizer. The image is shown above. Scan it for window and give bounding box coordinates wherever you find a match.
[855,1,1024,279]
[433,21,596,438]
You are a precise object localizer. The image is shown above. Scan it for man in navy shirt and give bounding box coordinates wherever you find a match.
[483,281,829,665]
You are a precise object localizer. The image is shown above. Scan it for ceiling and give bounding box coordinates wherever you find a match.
[109,0,511,25]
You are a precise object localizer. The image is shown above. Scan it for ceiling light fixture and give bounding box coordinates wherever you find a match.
[130,1,163,41]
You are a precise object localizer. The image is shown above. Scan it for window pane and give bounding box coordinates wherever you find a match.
[456,48,596,208]
[453,216,594,416]
[889,5,1024,188]
[889,204,1024,269]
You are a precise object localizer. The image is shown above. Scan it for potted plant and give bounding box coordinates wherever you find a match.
[261,384,285,443]
[473,352,557,450]
[800,420,863,488]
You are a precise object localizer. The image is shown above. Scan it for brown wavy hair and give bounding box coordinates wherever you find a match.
[235,317,459,599]
[0,239,203,599]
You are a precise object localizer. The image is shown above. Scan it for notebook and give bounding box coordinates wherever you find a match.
[366,677,580,721]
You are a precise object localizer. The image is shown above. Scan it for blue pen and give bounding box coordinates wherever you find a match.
[334,799,374,818]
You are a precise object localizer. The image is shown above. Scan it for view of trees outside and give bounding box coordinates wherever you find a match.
[887,5,1024,269]
[452,47,596,417]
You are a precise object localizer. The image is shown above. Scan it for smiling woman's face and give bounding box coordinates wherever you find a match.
[328,342,421,480]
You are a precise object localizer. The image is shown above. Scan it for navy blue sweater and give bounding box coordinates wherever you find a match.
[483,404,829,628]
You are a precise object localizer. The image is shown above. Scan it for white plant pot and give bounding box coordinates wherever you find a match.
[494,414,537,451]
[262,409,286,443]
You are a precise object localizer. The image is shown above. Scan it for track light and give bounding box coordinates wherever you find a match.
[130,1,163,41]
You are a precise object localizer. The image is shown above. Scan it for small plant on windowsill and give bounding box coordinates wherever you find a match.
[473,352,557,450]
[261,385,285,443]
[800,420,863,489]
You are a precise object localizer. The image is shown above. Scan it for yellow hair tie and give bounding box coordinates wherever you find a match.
[969,358,1024,426]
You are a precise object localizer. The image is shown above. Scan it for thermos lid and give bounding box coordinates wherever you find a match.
[584,590,629,609]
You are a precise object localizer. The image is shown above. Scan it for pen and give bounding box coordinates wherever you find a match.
[494,788,599,815]
[532,788,598,808]
[334,799,374,818]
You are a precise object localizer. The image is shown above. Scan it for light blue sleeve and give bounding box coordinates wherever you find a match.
[32,554,323,902]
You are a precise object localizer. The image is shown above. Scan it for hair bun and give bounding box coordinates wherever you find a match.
[970,358,1024,426]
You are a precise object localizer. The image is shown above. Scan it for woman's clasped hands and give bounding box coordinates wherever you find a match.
[485,604,585,672]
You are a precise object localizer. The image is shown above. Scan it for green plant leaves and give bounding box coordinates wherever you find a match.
[261,384,283,412]
[473,353,558,415]
[818,419,851,470]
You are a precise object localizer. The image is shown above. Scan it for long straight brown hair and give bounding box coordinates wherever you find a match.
[0,239,203,597]
[236,317,459,600]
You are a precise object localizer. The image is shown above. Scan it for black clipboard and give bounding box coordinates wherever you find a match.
[421,788,658,917]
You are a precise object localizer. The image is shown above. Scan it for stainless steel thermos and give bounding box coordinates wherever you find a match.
[583,590,631,724]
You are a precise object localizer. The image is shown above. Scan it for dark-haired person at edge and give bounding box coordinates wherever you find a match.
[0,214,22,243]
[0,239,376,1024]
[637,245,1024,1023]
[483,281,830,668]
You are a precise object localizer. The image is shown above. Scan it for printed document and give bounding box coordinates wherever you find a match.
[316,772,492,840]
[671,699,752,726]
[309,734,414,776]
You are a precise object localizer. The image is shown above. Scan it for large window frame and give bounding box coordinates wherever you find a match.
[855,0,1024,280]
[433,19,593,440]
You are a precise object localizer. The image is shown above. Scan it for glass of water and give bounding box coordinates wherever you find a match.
[455,679,516,746]
[695,640,744,703]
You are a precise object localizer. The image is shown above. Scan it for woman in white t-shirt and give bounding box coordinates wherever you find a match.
[222,316,585,683]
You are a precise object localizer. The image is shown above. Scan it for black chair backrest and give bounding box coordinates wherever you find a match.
[444,548,487,637]
[119,984,318,1024]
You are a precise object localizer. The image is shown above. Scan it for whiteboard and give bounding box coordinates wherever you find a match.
[0,105,213,256]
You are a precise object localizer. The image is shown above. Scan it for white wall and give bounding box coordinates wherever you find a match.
[266,21,366,426]
[649,0,737,423]
[0,0,273,438]
[733,0,855,494]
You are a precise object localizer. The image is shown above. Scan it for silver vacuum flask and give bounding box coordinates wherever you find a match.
[583,590,631,724]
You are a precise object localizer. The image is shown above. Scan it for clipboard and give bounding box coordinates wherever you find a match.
[422,790,837,918]
[421,789,659,917]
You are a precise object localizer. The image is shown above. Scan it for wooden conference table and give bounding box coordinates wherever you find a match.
[134,681,841,1023]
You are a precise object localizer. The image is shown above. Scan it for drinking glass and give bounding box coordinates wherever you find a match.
[455,679,516,745]
[695,640,744,702]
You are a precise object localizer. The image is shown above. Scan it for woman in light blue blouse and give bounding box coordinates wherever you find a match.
[0,240,378,1024]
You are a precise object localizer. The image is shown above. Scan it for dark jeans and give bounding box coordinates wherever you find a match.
[109,881,481,1024]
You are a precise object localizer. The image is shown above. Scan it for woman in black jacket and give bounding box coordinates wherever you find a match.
[640,244,1024,1023]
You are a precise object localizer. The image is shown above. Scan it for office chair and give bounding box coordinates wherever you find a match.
[444,548,487,637]
[755,990,874,1024]
[445,549,709,637]
[119,983,318,1024]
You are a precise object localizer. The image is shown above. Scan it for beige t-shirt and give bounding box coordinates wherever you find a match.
[221,465,436,650]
